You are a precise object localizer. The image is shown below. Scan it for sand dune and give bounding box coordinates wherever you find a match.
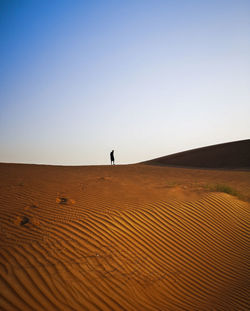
[0,163,249,310]
[143,139,250,169]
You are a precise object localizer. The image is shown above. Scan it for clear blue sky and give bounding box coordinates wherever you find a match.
[1,0,249,165]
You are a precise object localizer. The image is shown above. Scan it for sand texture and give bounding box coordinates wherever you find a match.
[0,163,249,310]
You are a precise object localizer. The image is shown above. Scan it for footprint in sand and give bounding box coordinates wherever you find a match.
[15,216,40,226]
[14,203,40,226]
[20,216,29,226]
[56,197,76,205]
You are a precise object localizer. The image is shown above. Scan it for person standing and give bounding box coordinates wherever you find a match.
[110,150,115,165]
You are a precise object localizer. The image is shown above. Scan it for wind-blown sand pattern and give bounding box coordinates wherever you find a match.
[0,163,249,310]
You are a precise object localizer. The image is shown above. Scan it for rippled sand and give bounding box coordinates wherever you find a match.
[0,163,249,310]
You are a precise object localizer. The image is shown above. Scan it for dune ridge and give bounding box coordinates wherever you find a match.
[0,163,249,310]
[143,139,250,169]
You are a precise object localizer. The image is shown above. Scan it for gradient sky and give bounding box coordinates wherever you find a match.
[1,0,249,165]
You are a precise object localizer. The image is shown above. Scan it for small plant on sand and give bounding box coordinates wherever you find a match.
[211,184,238,195]
[204,183,246,200]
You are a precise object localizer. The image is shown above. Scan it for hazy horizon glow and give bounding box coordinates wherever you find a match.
[1,0,249,165]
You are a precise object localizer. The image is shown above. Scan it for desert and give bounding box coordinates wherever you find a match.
[0,141,249,310]
[1,1,249,310]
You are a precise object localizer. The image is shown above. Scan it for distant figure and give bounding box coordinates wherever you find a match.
[110,150,115,165]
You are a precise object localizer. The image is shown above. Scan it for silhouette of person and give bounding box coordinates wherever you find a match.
[110,150,115,165]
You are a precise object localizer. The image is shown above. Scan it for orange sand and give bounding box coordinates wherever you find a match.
[0,163,249,310]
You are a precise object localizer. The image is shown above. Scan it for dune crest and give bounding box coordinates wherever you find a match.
[143,139,250,169]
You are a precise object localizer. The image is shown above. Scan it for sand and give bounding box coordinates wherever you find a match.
[144,139,250,169]
[0,163,249,310]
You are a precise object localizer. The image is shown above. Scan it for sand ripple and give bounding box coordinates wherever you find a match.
[0,189,249,310]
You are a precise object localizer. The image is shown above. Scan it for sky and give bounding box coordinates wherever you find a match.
[0,0,249,165]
